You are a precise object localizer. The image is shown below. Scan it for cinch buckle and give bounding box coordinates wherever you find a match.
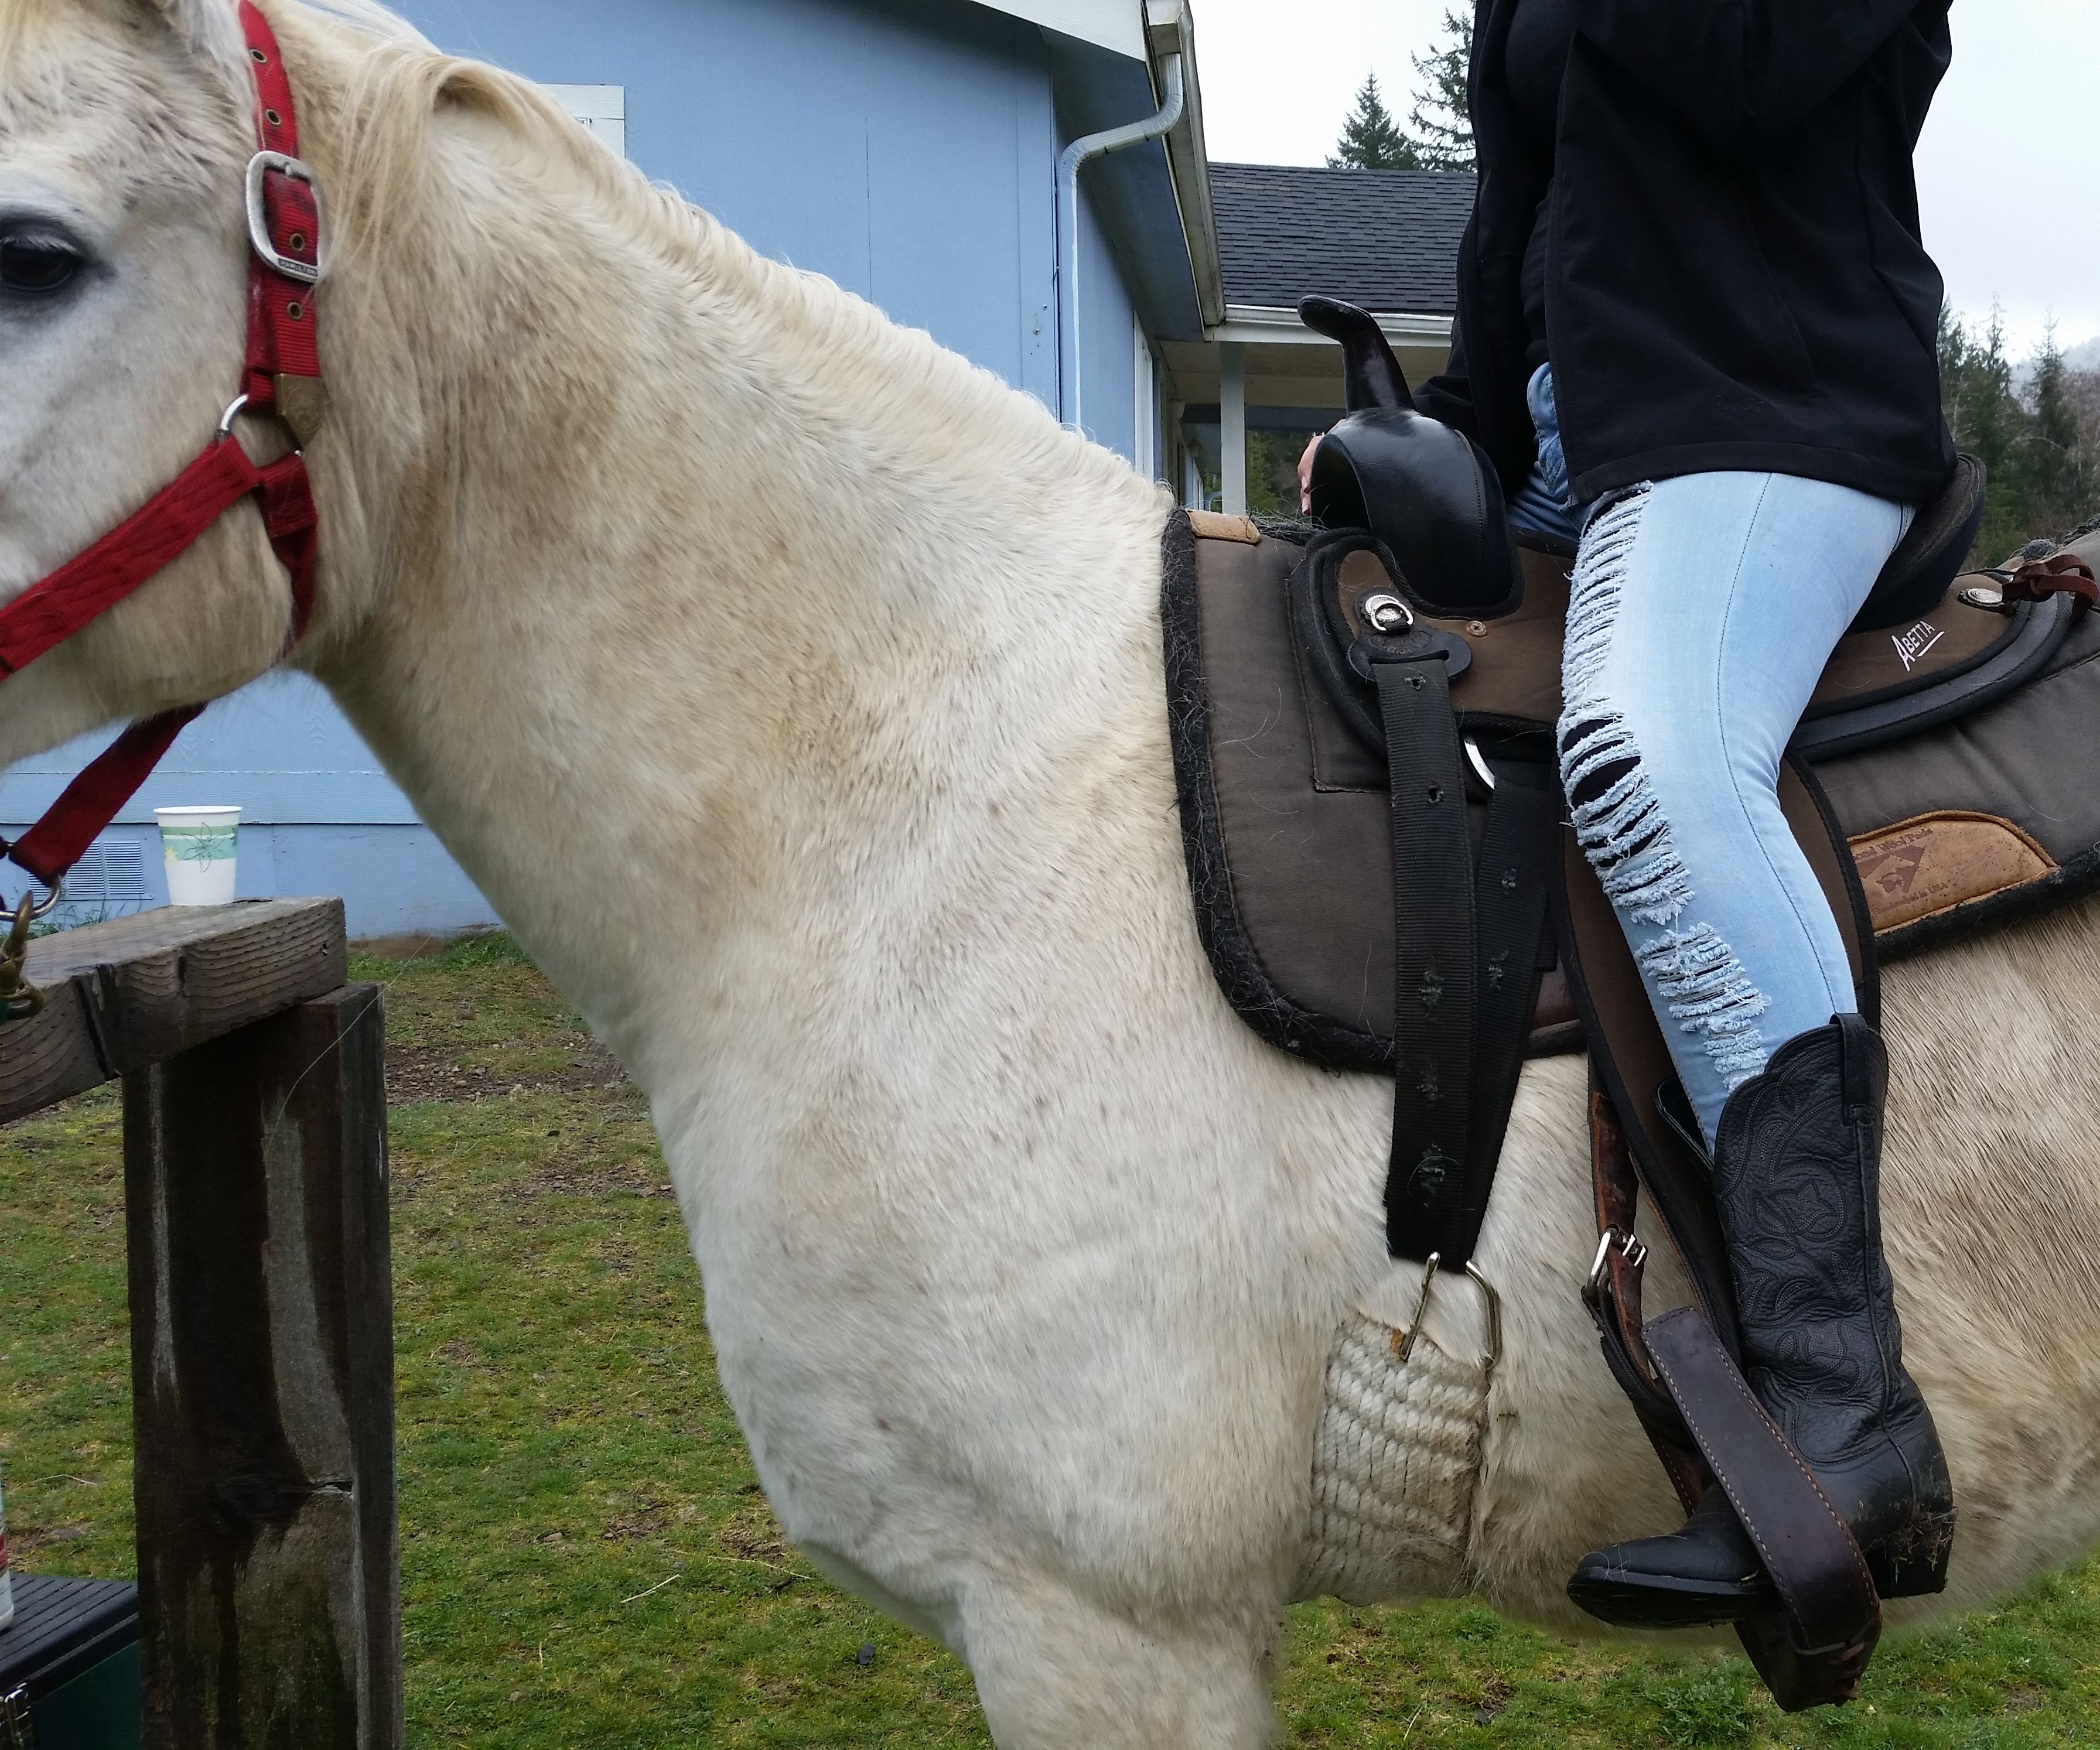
[1394,1251,1504,1381]
[245,151,328,285]
[1586,1226,1648,1294]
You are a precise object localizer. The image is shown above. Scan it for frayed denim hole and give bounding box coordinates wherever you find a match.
[1635,924,1771,1087]
[1557,481,1772,1088]
[1558,484,1691,925]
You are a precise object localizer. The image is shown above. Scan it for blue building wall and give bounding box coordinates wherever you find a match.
[399,0,1070,410]
[1,0,1167,936]
[0,678,493,938]
[1075,180,1141,461]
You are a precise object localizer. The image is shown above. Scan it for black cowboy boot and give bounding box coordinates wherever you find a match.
[1568,1014,1955,1628]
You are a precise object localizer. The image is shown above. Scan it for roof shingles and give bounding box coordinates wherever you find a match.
[1210,163,1474,316]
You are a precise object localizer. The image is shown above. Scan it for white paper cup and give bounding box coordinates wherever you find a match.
[156,806,241,906]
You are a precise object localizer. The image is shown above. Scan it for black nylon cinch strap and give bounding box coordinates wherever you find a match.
[1374,655,1477,1260]
[1440,762,1558,1259]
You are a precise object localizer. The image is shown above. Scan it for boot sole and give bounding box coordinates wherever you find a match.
[1866,1508,1956,1600]
[1566,1563,1780,1630]
[1568,1505,1954,1631]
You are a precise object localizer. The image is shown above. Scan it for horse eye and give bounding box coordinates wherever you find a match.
[0,235,84,297]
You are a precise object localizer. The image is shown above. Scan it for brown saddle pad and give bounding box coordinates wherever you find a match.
[1163,511,2100,1071]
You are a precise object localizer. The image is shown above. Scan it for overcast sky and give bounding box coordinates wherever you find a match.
[1190,0,2099,362]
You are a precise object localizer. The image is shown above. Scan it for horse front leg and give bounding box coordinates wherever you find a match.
[960,1577,1281,1749]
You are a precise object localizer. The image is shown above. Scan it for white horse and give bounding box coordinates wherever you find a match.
[6,2,2100,1742]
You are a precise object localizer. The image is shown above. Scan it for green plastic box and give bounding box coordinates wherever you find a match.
[0,1575,140,1750]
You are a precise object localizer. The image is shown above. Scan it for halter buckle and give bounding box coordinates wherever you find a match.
[244,151,328,285]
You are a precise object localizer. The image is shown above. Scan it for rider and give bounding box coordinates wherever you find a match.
[1412,0,1958,1624]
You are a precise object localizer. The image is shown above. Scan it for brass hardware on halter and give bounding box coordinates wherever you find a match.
[0,890,50,1023]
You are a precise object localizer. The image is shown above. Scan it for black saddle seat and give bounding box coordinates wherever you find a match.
[1853,453,1988,632]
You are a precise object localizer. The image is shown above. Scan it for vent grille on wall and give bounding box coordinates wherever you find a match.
[30,838,152,911]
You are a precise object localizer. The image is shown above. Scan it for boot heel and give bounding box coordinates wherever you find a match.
[1866,1508,1955,1599]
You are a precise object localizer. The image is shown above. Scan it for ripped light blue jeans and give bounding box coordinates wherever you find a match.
[1558,474,1914,1141]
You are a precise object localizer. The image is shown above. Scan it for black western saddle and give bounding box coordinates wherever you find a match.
[1161,300,2100,1710]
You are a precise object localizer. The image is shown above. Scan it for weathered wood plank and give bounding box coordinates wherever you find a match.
[0,899,346,1124]
[127,985,402,1750]
[0,977,109,1122]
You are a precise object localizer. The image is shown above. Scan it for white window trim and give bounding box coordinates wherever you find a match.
[545,83,626,159]
[1135,319,1159,482]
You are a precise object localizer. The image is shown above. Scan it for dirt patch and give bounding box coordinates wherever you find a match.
[12,1523,91,1558]
[1470,1677,1514,1727]
[718,1499,791,1565]
[601,1503,671,1543]
[353,933,455,961]
[384,1035,630,1106]
[513,1156,671,1201]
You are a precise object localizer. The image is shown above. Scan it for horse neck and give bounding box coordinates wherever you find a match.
[302,50,1172,1079]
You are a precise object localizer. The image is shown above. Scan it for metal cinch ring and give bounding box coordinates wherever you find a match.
[1359,590,1414,635]
[1394,1251,1504,1380]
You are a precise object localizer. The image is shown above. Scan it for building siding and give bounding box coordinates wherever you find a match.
[401,0,1066,405]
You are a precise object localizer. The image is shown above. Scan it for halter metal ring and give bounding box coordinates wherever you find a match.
[216,394,251,442]
[9,879,63,924]
[244,151,328,285]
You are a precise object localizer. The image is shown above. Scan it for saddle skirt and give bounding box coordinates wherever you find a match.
[1163,508,2100,1070]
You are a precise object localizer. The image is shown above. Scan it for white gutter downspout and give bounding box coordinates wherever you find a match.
[1055,52,1185,435]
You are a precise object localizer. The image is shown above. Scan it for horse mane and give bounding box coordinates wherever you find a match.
[286,0,429,47]
[291,0,1150,511]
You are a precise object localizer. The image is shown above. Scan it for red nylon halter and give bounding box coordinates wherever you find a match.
[0,0,325,894]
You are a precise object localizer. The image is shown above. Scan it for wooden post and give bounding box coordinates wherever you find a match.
[124,984,402,1750]
[2,899,349,1124]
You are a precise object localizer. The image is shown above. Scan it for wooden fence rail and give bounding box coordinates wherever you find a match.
[3,898,401,1750]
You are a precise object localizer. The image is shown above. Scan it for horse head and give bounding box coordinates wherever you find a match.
[0,0,391,780]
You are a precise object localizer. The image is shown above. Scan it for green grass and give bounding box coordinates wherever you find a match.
[4,938,2097,1745]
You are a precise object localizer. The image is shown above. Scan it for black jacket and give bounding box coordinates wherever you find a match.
[1417,0,1956,507]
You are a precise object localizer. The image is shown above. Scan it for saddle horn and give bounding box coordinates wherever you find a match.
[1299,296,1415,413]
[1298,295,1521,617]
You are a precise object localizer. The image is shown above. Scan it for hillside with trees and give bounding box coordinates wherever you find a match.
[1941,312,2100,560]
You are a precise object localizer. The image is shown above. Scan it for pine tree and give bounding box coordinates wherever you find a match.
[1938,305,2100,563]
[2029,330,2093,529]
[1329,73,1419,170]
[1406,9,1477,173]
